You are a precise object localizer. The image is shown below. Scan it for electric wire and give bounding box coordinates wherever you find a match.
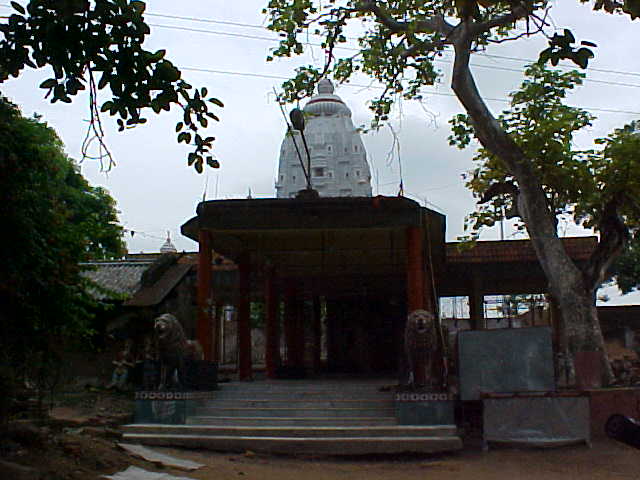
[2,4,639,114]
[177,66,640,115]
[146,22,640,90]
[1,4,639,81]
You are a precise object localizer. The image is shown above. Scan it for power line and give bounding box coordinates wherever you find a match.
[141,10,640,79]
[178,65,640,115]
[3,3,639,80]
[147,22,640,90]
[3,4,640,103]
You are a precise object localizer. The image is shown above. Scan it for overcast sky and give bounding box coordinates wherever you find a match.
[2,1,639,303]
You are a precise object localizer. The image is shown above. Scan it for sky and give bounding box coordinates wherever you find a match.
[1,1,639,304]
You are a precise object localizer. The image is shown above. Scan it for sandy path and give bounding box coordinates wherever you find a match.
[150,439,639,480]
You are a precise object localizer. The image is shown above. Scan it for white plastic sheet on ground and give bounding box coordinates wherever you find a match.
[117,443,204,471]
[102,465,194,480]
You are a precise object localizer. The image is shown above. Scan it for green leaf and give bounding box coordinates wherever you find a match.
[175,122,184,132]
[10,1,25,14]
[209,97,224,108]
[194,159,203,173]
[130,1,146,15]
[98,72,110,90]
[39,78,57,89]
[563,29,575,45]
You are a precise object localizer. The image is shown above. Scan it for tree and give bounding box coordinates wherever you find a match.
[611,233,640,294]
[263,0,640,382]
[0,96,125,401]
[0,0,223,172]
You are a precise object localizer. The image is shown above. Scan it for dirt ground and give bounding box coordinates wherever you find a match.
[2,390,639,480]
[154,440,639,480]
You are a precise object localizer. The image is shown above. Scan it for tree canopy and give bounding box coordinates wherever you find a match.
[0,96,125,364]
[450,64,640,257]
[0,0,223,172]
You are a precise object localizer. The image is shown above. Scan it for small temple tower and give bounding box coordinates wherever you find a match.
[275,79,373,198]
[160,231,177,254]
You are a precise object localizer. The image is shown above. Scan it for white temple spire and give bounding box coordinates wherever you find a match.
[276,79,372,198]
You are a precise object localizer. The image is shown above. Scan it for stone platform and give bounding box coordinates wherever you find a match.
[123,379,462,455]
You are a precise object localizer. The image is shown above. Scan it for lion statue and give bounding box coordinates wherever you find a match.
[405,309,436,387]
[154,313,203,390]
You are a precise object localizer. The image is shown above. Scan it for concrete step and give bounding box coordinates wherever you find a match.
[186,416,398,426]
[216,381,393,392]
[193,399,395,409]
[123,424,458,438]
[207,390,392,400]
[192,407,396,418]
[120,433,463,455]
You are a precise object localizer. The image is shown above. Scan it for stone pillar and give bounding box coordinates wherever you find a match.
[197,230,213,361]
[264,267,280,379]
[237,257,252,380]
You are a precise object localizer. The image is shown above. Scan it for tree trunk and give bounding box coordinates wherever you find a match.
[449,26,614,386]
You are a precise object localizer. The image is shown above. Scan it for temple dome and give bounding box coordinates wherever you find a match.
[303,79,351,117]
[160,231,177,254]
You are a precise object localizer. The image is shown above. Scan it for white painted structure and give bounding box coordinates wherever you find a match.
[275,79,372,198]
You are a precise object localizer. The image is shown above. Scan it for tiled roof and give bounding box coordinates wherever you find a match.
[125,263,192,307]
[81,261,153,300]
[446,236,597,264]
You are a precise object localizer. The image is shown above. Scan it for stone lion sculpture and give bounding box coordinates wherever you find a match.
[154,313,203,390]
[405,309,436,387]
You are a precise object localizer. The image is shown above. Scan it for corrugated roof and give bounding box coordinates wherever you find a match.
[125,263,193,307]
[81,262,152,300]
[446,236,597,264]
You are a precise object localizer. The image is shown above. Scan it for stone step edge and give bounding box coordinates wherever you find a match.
[124,423,456,430]
[198,398,393,402]
[122,433,462,443]
[194,407,396,411]
[185,416,397,421]
[121,433,463,454]
[123,425,456,436]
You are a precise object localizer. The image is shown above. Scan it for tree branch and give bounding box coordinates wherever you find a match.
[356,1,454,36]
[583,197,630,291]
[449,23,583,292]
[471,4,530,36]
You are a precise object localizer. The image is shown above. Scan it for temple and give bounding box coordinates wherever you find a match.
[123,80,635,455]
[180,80,597,382]
[276,79,372,198]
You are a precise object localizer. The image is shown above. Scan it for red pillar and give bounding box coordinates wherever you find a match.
[284,283,297,367]
[312,296,322,373]
[406,226,427,385]
[406,226,425,312]
[237,258,252,380]
[197,230,213,361]
[212,302,221,364]
[264,267,280,379]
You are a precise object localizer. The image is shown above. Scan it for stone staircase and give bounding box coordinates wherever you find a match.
[122,380,462,455]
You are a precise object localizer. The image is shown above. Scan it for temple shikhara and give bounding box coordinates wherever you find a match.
[276,79,372,199]
[118,80,640,455]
